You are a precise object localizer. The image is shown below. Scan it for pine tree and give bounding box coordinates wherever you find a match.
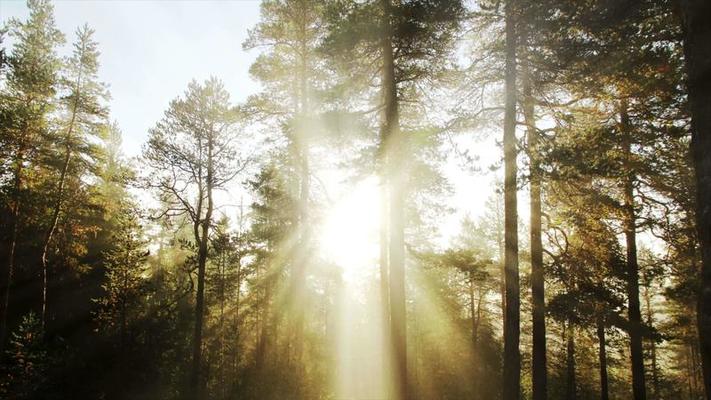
[243,0,327,366]
[324,2,464,396]
[95,205,148,353]
[39,23,109,330]
[677,1,711,397]
[142,78,246,399]
[0,0,64,347]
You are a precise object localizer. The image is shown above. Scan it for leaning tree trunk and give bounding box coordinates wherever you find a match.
[39,77,82,331]
[620,101,647,400]
[523,47,547,400]
[678,1,711,398]
[502,0,521,399]
[381,1,407,398]
[39,146,72,331]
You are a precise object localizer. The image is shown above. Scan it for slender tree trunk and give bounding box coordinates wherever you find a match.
[234,242,242,380]
[39,70,83,331]
[0,151,24,349]
[687,344,695,400]
[566,322,577,400]
[256,269,270,370]
[190,138,214,400]
[470,272,479,348]
[379,179,392,394]
[380,1,407,397]
[502,0,520,399]
[495,193,506,320]
[644,285,660,399]
[380,1,407,399]
[40,147,72,331]
[678,2,711,398]
[292,37,310,365]
[620,101,647,400]
[190,219,210,399]
[523,47,547,400]
[597,315,610,400]
[470,274,483,399]
[219,252,226,400]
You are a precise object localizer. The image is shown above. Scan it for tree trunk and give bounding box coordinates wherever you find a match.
[189,138,214,400]
[597,315,609,400]
[678,1,711,398]
[566,322,577,400]
[379,179,391,391]
[39,147,72,331]
[0,151,23,349]
[380,1,407,399]
[644,284,660,399]
[502,0,521,399]
[39,69,83,331]
[292,36,310,365]
[470,274,483,399]
[523,46,547,400]
[234,236,242,381]
[620,101,647,400]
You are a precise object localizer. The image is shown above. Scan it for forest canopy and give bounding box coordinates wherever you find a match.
[0,0,710,399]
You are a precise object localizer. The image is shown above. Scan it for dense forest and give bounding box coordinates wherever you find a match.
[0,0,710,399]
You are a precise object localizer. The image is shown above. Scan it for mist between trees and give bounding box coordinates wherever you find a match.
[0,0,710,399]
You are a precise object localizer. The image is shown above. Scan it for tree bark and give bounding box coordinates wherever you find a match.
[620,101,647,400]
[644,284,660,399]
[678,1,711,398]
[189,137,214,400]
[0,150,23,349]
[502,0,521,399]
[381,1,407,398]
[292,31,310,365]
[597,315,609,400]
[523,47,546,400]
[379,179,392,391]
[39,68,83,331]
[566,322,577,400]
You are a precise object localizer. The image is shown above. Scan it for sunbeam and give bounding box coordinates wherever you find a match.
[318,176,381,282]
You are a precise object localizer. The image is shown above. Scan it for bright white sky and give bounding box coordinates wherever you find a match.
[1,0,263,156]
[0,0,515,247]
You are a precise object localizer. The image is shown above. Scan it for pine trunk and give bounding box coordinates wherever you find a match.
[381,0,407,397]
[502,0,521,399]
[379,180,391,389]
[523,48,546,400]
[620,102,647,400]
[0,151,23,349]
[39,70,83,331]
[597,315,609,400]
[566,323,577,400]
[679,1,711,398]
[292,41,309,365]
[189,137,214,400]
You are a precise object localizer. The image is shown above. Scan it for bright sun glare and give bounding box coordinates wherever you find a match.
[318,177,381,281]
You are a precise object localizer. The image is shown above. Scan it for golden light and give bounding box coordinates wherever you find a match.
[318,176,381,282]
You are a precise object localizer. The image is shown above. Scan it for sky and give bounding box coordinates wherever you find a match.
[0,0,262,156]
[0,0,516,247]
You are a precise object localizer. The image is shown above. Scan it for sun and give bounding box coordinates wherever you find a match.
[318,176,382,281]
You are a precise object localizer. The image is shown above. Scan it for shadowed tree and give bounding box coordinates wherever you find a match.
[0,0,64,345]
[677,1,711,397]
[39,23,108,329]
[142,78,247,399]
